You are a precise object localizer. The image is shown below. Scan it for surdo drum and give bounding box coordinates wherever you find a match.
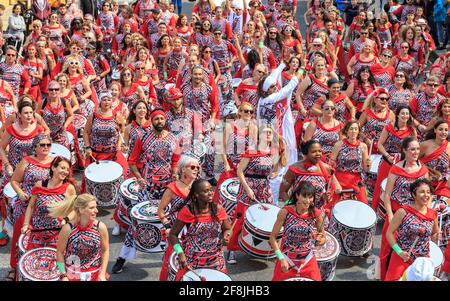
[182,269,232,281]
[17,247,59,281]
[328,200,377,257]
[50,143,71,161]
[378,179,388,220]
[85,160,124,207]
[219,177,240,218]
[130,200,170,253]
[314,231,340,281]
[284,277,314,281]
[118,177,140,226]
[3,182,17,237]
[168,252,180,281]
[431,196,450,247]
[238,204,283,258]
[430,241,444,277]
[18,232,32,259]
[366,154,382,201]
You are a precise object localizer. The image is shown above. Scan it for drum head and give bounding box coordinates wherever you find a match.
[169,252,179,271]
[18,247,59,281]
[245,204,281,234]
[131,200,167,223]
[182,269,231,281]
[314,231,340,262]
[220,178,240,202]
[284,277,314,281]
[73,114,87,129]
[369,154,382,174]
[120,178,139,201]
[50,143,71,161]
[332,200,377,229]
[85,160,123,183]
[3,182,17,199]
[430,241,444,269]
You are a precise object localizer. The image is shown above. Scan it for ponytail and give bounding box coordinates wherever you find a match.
[48,193,97,219]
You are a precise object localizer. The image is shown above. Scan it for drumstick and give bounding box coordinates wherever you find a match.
[408,227,425,255]
[186,266,206,281]
[368,139,373,156]
[89,154,99,164]
[438,204,445,246]
[326,169,335,192]
[253,198,269,210]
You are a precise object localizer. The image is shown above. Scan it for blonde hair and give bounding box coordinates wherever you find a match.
[56,73,71,89]
[48,193,97,219]
[63,55,83,75]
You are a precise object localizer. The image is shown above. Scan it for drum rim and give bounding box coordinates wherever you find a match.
[430,241,444,268]
[18,247,59,281]
[219,178,240,200]
[284,277,315,281]
[238,231,277,258]
[85,160,124,182]
[130,200,167,222]
[332,200,377,229]
[183,268,232,281]
[49,143,72,161]
[119,178,139,201]
[245,203,281,233]
[314,231,341,261]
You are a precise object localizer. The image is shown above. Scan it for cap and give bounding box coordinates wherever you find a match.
[312,38,323,45]
[166,87,183,101]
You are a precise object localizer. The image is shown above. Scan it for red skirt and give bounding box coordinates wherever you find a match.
[442,242,450,273]
[9,214,25,269]
[385,251,412,281]
[159,241,174,281]
[371,159,392,211]
[329,171,368,208]
[272,255,322,281]
[212,169,237,204]
[227,201,248,251]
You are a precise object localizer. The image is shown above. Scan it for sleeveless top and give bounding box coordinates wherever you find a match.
[336,139,363,173]
[89,112,119,154]
[66,221,102,272]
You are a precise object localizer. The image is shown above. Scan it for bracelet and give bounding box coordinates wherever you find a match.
[173,243,184,255]
[64,216,70,224]
[57,262,66,273]
[392,243,403,255]
[275,249,284,260]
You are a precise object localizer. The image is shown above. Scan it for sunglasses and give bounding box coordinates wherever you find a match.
[313,44,322,47]
[360,32,369,36]
[39,143,52,148]
[395,74,405,78]
[241,109,254,114]
[187,165,200,170]
[269,32,277,34]
[6,53,16,57]
[214,32,222,36]
[69,61,79,65]
[401,46,409,49]
[382,54,392,58]
[204,50,212,53]
[48,88,60,91]
[323,106,335,111]
[136,67,145,70]
[123,73,132,76]
[427,83,439,87]
[377,97,389,101]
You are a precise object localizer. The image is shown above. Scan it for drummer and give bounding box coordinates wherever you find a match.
[122,100,152,162]
[379,136,430,280]
[226,124,287,264]
[329,120,372,206]
[169,179,231,281]
[270,181,325,281]
[83,90,128,182]
[385,178,440,281]
[157,155,200,281]
[50,193,109,281]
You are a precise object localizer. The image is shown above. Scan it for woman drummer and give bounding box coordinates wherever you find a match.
[158,155,200,281]
[371,105,417,212]
[329,120,371,206]
[122,100,152,162]
[419,120,450,198]
[50,193,109,281]
[279,139,340,211]
[226,124,287,264]
[270,181,325,281]
[21,157,76,250]
[169,179,231,281]
[5,134,53,281]
[385,179,440,281]
[379,136,430,280]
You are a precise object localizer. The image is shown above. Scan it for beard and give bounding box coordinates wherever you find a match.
[154,123,165,132]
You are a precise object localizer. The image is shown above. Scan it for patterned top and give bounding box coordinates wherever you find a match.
[350,81,375,112]
[127,120,151,157]
[41,100,68,147]
[311,118,343,160]
[120,83,141,111]
[65,221,102,272]
[397,206,436,261]
[351,54,377,78]
[383,123,415,156]
[393,55,416,76]
[420,141,450,181]
[211,40,236,73]
[5,125,43,169]
[317,94,349,123]
[166,108,200,154]
[225,125,253,170]
[289,163,329,209]
[0,62,29,97]
[361,108,391,144]
[389,165,428,207]
[177,205,228,272]
[181,82,217,123]
[336,139,363,173]
[410,92,445,126]
[165,182,189,226]
[90,113,119,154]
[234,82,258,108]
[388,85,414,112]
[280,206,320,259]
[302,74,329,116]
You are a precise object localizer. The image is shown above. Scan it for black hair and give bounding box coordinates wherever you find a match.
[400,136,418,161]
[156,34,170,49]
[127,100,150,124]
[285,181,317,218]
[356,65,376,85]
[187,179,219,222]
[424,119,449,141]
[301,139,321,155]
[410,178,434,198]
[247,49,261,70]
[394,105,414,130]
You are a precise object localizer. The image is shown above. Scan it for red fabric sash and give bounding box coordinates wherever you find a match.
[177,206,228,223]
[289,161,330,181]
[24,156,52,168]
[315,118,343,132]
[389,164,428,179]
[365,108,390,121]
[402,205,437,222]
[309,74,328,90]
[420,140,448,164]
[284,205,320,219]
[385,123,415,138]
[6,124,43,139]
[31,182,70,195]
[167,182,189,199]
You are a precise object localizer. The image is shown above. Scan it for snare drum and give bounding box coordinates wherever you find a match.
[182,268,232,281]
[314,231,340,281]
[191,140,207,164]
[17,247,59,281]
[85,160,124,207]
[238,203,283,258]
[430,241,444,276]
[431,196,450,247]
[328,200,377,257]
[18,232,31,259]
[3,182,17,237]
[118,178,140,226]
[284,277,315,281]
[377,179,388,220]
[50,143,71,161]
[168,252,179,281]
[219,177,240,218]
[73,114,87,137]
[130,200,170,253]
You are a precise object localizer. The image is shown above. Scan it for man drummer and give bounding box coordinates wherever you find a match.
[128,108,181,201]
[165,87,204,155]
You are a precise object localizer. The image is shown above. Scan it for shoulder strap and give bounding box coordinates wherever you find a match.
[42,179,49,188]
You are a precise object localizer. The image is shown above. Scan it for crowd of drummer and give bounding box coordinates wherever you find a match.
[0,0,449,281]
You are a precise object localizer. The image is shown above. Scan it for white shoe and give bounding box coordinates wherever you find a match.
[112,224,120,236]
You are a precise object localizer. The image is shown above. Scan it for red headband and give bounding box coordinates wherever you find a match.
[150,109,166,120]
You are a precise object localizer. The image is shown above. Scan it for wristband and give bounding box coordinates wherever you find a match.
[173,243,184,255]
[57,262,66,273]
[275,249,284,260]
[392,243,402,255]
[258,41,263,49]
[163,71,168,79]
